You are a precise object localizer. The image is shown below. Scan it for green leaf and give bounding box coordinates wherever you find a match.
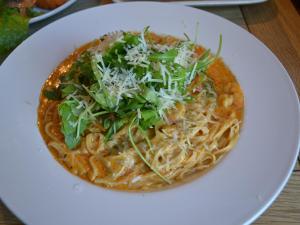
[123,32,140,45]
[134,66,148,78]
[143,88,159,105]
[172,65,189,93]
[104,117,127,141]
[103,118,111,129]
[64,133,80,150]
[149,49,178,62]
[83,83,117,111]
[104,125,115,142]
[60,52,94,85]
[134,94,147,103]
[61,84,77,98]
[91,57,103,84]
[77,116,90,138]
[59,101,78,134]
[198,49,211,62]
[141,110,156,121]
[139,109,161,130]
[115,100,144,117]
[194,34,222,72]
[95,90,118,111]
[58,100,91,149]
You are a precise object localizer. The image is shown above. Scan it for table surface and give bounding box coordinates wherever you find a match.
[0,0,299,224]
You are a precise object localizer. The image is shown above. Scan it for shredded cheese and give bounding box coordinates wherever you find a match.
[174,42,194,68]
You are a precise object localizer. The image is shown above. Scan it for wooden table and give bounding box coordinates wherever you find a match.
[0,0,299,224]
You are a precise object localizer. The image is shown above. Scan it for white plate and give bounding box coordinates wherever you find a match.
[112,0,268,6]
[0,2,299,225]
[29,0,77,24]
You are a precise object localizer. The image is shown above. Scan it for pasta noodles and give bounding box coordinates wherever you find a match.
[38,30,244,191]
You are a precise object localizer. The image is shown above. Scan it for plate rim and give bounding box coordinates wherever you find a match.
[29,0,77,24]
[112,0,268,6]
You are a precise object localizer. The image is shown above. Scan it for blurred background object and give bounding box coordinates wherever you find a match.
[112,0,268,6]
[36,0,66,9]
[0,0,75,56]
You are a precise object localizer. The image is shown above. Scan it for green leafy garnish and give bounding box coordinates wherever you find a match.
[44,27,222,183]
[149,49,178,62]
[58,99,96,149]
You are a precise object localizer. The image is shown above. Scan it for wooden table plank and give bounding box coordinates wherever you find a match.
[254,171,300,225]
[203,6,248,30]
[241,0,300,223]
[0,203,21,225]
[241,0,300,94]
[102,0,249,29]
[295,160,300,171]
[208,0,300,174]
[241,0,300,172]
[273,0,300,58]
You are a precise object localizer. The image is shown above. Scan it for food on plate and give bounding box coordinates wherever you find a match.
[7,0,36,16]
[36,0,66,9]
[0,0,29,54]
[0,0,68,55]
[38,28,244,191]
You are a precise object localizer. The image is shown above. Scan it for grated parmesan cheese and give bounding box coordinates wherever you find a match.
[174,42,194,68]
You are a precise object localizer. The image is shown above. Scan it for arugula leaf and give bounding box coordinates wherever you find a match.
[172,65,188,93]
[194,35,223,72]
[123,32,140,45]
[133,94,147,104]
[104,117,127,141]
[58,100,91,149]
[102,32,141,69]
[118,100,144,112]
[142,87,159,105]
[103,118,112,129]
[91,56,103,84]
[139,109,161,130]
[0,7,29,54]
[133,66,149,79]
[58,101,79,149]
[61,84,77,98]
[85,86,117,111]
[59,53,94,86]
[149,49,178,62]
[87,59,118,111]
